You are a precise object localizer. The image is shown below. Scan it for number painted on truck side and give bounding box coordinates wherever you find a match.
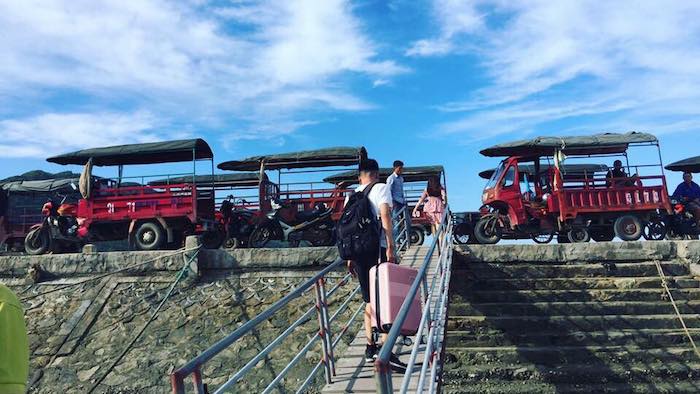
[107,202,115,214]
[127,202,136,212]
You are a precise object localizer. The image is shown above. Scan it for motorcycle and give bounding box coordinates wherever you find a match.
[219,195,256,249]
[248,199,335,248]
[25,189,84,255]
[665,199,699,240]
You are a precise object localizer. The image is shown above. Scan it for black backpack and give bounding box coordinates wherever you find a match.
[336,182,380,260]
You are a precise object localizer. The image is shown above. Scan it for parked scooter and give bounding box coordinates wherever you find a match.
[219,195,256,249]
[25,186,83,255]
[248,199,335,247]
[665,199,699,240]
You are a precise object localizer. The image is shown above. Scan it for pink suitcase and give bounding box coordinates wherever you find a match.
[369,262,422,335]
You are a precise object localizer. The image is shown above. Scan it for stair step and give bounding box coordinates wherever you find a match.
[442,377,700,393]
[454,261,690,279]
[466,276,699,291]
[447,314,700,331]
[444,346,698,367]
[449,300,700,316]
[453,288,700,303]
[445,328,700,348]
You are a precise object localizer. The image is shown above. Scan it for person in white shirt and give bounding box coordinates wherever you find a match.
[346,158,397,362]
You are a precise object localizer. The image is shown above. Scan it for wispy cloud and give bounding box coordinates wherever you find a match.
[0,0,404,157]
[412,1,700,139]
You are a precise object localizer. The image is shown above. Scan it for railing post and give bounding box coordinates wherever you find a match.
[192,367,205,394]
[314,278,334,383]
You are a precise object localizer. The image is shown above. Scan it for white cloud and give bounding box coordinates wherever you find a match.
[0,0,403,157]
[0,111,167,158]
[414,0,700,138]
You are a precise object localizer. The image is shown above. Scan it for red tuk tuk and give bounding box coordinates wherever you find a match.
[1,175,80,251]
[475,132,672,244]
[25,139,222,254]
[217,147,367,247]
[323,165,447,246]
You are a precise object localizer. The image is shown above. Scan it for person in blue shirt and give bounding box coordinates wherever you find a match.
[386,160,405,212]
[672,172,700,224]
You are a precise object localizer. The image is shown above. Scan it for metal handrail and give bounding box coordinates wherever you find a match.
[375,208,453,393]
[170,258,355,393]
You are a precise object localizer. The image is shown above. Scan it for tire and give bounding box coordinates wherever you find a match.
[249,223,282,248]
[614,215,643,241]
[590,228,615,242]
[25,227,51,255]
[224,237,240,249]
[410,227,425,246]
[531,231,554,244]
[643,218,667,241]
[567,227,590,243]
[474,216,502,244]
[134,222,165,251]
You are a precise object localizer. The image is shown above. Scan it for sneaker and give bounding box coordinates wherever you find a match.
[389,352,407,368]
[365,344,378,362]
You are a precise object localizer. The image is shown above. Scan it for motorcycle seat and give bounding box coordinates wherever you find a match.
[296,208,332,222]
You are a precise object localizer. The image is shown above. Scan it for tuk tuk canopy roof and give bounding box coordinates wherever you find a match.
[0,170,81,183]
[1,178,78,193]
[479,132,658,157]
[46,139,214,166]
[149,172,262,187]
[323,165,444,185]
[665,156,700,173]
[478,163,609,179]
[218,146,367,171]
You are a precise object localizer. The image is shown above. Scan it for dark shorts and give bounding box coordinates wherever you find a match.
[355,247,387,303]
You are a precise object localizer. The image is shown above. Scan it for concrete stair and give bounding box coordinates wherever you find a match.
[443,250,700,393]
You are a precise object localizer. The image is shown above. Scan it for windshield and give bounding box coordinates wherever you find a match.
[485,161,506,189]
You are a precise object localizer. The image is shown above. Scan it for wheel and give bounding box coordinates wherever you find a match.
[531,231,554,244]
[567,227,590,243]
[614,215,643,241]
[133,222,165,251]
[474,216,502,244]
[590,228,615,242]
[223,237,240,249]
[452,223,472,245]
[643,218,667,241]
[201,230,224,249]
[248,223,282,248]
[410,227,425,246]
[25,227,51,255]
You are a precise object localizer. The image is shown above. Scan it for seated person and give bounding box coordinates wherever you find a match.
[672,172,700,224]
[605,160,637,187]
[606,160,627,187]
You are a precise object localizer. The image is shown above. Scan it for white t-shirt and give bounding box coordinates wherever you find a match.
[355,182,392,247]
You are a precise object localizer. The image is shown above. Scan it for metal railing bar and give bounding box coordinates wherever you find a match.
[375,209,449,393]
[428,244,453,394]
[173,259,345,379]
[212,274,354,392]
[295,302,364,394]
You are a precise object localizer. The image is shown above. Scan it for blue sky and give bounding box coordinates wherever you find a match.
[2,0,700,210]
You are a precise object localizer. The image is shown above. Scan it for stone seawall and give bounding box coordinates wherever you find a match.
[1,246,354,394]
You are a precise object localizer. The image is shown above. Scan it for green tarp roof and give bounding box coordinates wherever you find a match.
[218,146,367,171]
[480,132,658,157]
[666,156,700,173]
[0,170,81,183]
[323,165,444,185]
[47,139,213,166]
[149,173,262,187]
[2,178,79,193]
[478,164,609,179]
